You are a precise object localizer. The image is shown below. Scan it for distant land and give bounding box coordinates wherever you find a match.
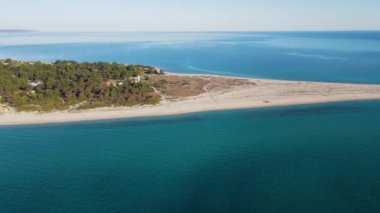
[0,29,37,33]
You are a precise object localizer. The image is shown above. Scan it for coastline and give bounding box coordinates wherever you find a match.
[1,73,380,126]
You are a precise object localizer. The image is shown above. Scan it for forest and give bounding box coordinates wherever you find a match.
[0,59,162,112]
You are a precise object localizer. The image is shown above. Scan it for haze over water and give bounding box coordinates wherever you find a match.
[1,32,380,212]
[1,31,380,83]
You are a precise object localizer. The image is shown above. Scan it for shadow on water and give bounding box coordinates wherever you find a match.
[0,115,203,131]
[75,115,203,129]
[243,104,377,118]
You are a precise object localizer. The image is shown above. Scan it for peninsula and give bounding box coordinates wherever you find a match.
[1,59,380,126]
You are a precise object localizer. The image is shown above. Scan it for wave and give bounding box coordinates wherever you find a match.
[186,66,252,77]
[284,52,348,61]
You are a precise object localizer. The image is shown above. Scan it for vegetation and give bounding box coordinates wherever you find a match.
[0,59,163,112]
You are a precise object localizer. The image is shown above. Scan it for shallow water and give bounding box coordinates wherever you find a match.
[1,101,380,212]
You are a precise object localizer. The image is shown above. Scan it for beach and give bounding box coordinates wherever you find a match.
[1,73,380,126]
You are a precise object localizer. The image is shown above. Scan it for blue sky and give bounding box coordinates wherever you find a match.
[1,0,380,31]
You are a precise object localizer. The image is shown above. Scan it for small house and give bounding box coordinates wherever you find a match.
[155,67,162,74]
[28,81,42,87]
[129,75,141,83]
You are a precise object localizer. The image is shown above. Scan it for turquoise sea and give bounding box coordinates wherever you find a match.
[1,32,380,212]
[1,31,380,83]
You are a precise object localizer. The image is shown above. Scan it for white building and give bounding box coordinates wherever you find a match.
[129,75,141,83]
[28,81,42,87]
[154,67,162,74]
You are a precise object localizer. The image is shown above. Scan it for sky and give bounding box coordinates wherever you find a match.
[1,0,380,31]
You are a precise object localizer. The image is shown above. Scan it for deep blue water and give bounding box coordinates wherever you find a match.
[1,32,380,212]
[1,101,380,212]
[0,31,380,83]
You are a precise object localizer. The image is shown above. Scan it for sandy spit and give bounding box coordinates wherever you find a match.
[1,73,380,126]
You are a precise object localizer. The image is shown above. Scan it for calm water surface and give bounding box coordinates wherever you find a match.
[0,31,380,83]
[1,32,380,212]
[1,101,380,212]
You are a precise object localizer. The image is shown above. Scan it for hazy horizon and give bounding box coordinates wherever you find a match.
[1,0,380,32]
[2,29,380,33]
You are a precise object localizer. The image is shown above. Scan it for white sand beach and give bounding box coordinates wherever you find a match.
[1,73,380,126]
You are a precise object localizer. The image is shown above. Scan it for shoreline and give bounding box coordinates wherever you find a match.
[1,73,380,126]
[1,99,379,127]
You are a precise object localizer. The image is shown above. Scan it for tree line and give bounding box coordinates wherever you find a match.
[0,59,162,111]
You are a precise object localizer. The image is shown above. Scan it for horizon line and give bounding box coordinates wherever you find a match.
[1,29,380,33]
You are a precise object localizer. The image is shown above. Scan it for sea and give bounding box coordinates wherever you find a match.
[1,31,380,212]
